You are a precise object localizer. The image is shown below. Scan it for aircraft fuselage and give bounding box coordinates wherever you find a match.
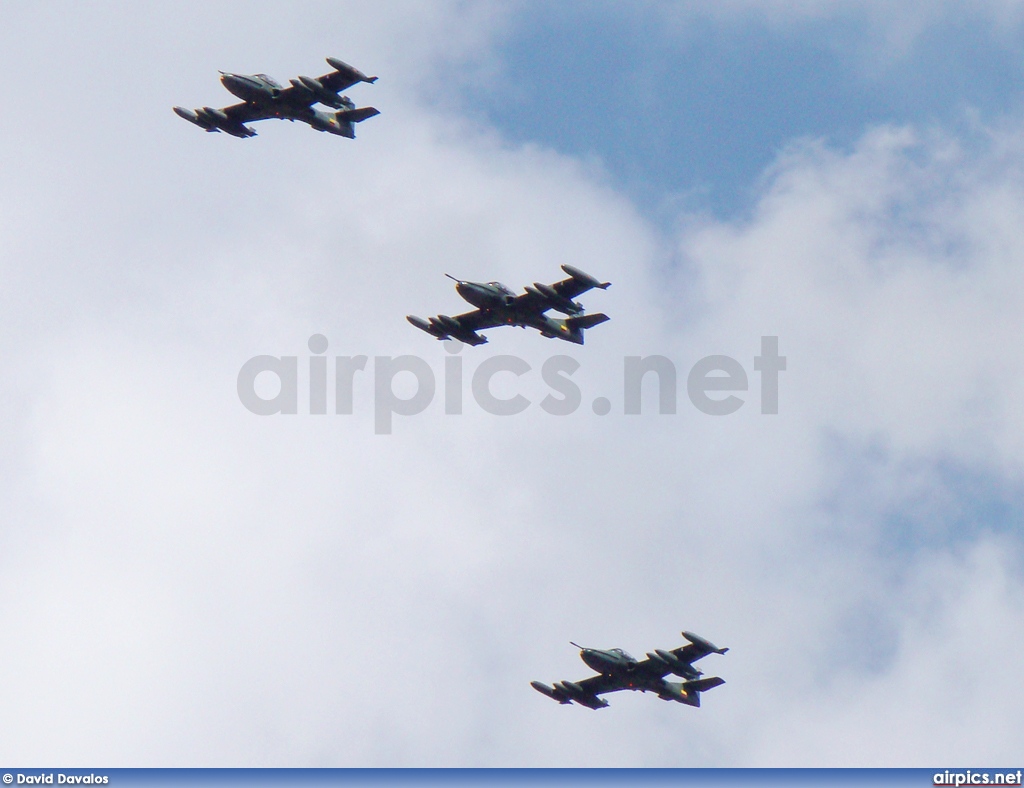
[176,57,378,140]
[214,72,361,137]
[455,280,516,309]
[453,278,593,344]
[577,647,701,703]
[408,266,610,346]
[220,72,282,103]
[580,647,635,674]
[532,631,727,710]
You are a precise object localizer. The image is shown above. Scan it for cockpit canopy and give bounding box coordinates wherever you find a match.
[255,73,283,89]
[609,648,635,661]
[488,282,515,296]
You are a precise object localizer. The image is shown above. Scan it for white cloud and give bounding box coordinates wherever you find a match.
[0,0,1022,768]
[747,537,1024,765]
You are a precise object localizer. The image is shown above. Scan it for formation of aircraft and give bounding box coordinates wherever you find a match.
[175,57,728,714]
[531,631,729,709]
[174,57,379,138]
[406,264,611,346]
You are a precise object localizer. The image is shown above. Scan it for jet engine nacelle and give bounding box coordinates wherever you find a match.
[297,75,347,109]
[289,77,315,98]
[555,680,585,697]
[530,282,583,315]
[553,681,608,709]
[192,107,255,137]
[651,649,702,680]
[200,106,229,125]
[437,315,461,333]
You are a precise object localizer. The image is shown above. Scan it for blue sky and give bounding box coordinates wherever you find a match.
[462,5,1024,217]
[463,4,1024,598]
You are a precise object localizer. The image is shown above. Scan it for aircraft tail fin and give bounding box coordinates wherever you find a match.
[556,313,610,345]
[658,676,725,707]
[680,676,725,706]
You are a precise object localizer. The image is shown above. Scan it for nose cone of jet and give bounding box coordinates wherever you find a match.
[580,649,604,672]
[456,280,500,308]
[220,73,249,98]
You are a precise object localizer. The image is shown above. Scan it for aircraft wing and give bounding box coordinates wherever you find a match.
[407,308,505,346]
[513,265,611,315]
[316,58,378,92]
[275,58,377,107]
[577,673,627,697]
[531,673,618,708]
[633,632,730,679]
[443,308,504,334]
[174,102,268,137]
[222,102,275,123]
[632,654,675,679]
[337,106,381,124]
[669,632,729,665]
[548,270,612,301]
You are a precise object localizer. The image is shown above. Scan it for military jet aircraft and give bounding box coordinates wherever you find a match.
[531,631,728,710]
[174,57,379,139]
[407,265,611,346]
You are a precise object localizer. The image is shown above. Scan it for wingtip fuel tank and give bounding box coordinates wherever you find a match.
[561,264,611,290]
[174,106,216,131]
[326,57,377,83]
[530,681,568,703]
[683,631,729,655]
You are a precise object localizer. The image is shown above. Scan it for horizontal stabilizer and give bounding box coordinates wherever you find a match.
[565,313,610,331]
[336,106,381,124]
[684,676,725,694]
[667,675,725,707]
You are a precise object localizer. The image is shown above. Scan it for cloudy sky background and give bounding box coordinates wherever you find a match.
[2,0,1024,767]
